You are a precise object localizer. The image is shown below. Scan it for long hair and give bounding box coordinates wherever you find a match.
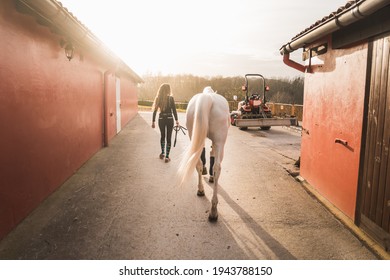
[152,83,172,112]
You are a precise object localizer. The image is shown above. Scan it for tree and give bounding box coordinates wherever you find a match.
[138,74,304,105]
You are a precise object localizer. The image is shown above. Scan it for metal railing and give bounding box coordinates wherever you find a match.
[138,100,303,121]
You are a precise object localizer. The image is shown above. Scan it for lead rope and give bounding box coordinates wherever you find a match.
[173,125,187,147]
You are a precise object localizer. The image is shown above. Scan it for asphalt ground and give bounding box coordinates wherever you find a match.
[0,112,378,260]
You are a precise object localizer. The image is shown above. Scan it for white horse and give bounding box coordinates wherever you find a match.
[177,86,230,221]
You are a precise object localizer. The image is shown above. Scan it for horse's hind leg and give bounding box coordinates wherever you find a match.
[196,159,205,196]
[208,145,222,222]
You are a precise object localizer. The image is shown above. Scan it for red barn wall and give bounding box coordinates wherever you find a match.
[300,38,368,219]
[0,0,139,240]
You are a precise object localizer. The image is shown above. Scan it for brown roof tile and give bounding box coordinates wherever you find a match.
[290,0,357,41]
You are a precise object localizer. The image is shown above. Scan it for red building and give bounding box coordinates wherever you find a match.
[280,0,390,252]
[0,0,142,240]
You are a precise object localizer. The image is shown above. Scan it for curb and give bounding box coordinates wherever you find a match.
[295,175,390,260]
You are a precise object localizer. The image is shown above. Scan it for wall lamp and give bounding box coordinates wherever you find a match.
[64,43,74,61]
[60,39,74,61]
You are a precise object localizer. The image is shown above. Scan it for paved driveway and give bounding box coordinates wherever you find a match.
[0,112,376,259]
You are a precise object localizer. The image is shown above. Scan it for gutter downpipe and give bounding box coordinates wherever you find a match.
[280,0,390,71]
[283,52,306,73]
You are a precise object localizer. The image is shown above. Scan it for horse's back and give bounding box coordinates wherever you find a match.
[188,91,229,116]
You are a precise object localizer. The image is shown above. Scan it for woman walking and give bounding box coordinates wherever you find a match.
[152,83,179,162]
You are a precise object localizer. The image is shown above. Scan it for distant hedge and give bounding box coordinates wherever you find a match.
[138,100,187,110]
[138,100,153,107]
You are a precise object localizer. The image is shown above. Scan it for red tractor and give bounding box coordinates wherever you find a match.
[230,74,297,130]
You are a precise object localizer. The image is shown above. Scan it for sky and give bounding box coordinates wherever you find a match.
[60,0,348,79]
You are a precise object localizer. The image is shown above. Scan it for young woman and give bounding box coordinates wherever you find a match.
[152,83,179,162]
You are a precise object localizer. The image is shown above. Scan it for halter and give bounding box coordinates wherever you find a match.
[173,125,187,147]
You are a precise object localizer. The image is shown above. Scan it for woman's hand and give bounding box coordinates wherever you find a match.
[176,121,179,126]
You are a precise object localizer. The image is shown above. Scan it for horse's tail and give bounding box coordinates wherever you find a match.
[177,94,212,186]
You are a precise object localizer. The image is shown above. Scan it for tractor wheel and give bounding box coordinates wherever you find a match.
[230,114,238,126]
[260,126,271,130]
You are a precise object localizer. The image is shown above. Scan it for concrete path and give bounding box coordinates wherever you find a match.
[0,112,377,259]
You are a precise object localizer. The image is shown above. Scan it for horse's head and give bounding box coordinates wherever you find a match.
[203,86,215,94]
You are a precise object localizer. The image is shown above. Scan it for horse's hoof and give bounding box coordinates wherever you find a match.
[208,214,218,222]
[197,190,205,196]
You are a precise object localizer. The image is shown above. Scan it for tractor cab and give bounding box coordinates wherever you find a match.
[238,74,272,116]
[231,73,297,130]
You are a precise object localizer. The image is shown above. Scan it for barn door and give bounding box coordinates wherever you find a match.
[359,33,390,251]
[116,77,121,133]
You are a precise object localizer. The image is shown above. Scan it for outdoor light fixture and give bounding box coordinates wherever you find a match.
[60,39,74,61]
[64,43,74,61]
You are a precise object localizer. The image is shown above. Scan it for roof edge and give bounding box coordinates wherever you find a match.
[15,0,143,83]
[280,0,390,55]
